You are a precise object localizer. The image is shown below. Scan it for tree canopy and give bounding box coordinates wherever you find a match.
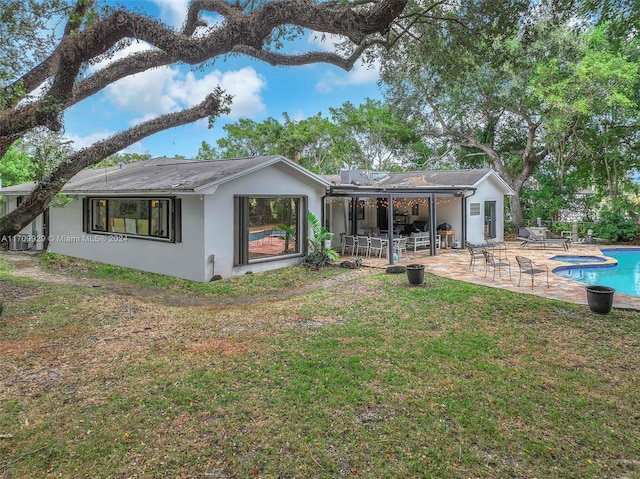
[381,2,639,226]
[0,0,410,236]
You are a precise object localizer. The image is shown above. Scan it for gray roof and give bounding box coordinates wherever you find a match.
[64,156,286,193]
[2,155,329,195]
[328,168,514,196]
[375,169,494,188]
[0,166,122,194]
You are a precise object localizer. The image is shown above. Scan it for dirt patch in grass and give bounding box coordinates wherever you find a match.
[3,252,378,308]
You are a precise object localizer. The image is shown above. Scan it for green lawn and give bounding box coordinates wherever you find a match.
[1,255,639,478]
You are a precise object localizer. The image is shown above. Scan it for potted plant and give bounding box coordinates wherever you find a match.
[585,285,615,314]
[406,263,425,285]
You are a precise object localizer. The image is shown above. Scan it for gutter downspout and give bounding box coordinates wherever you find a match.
[463,189,476,244]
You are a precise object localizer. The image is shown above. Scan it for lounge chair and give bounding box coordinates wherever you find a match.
[515,256,549,289]
[516,228,547,248]
[517,228,571,250]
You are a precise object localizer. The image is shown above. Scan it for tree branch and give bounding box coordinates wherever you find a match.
[1,0,407,144]
[0,89,231,236]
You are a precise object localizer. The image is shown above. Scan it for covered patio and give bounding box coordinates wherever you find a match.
[323,168,514,265]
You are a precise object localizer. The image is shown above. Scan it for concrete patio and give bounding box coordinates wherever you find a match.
[347,241,640,311]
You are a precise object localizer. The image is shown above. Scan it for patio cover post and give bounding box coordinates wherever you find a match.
[429,194,437,256]
[387,193,394,264]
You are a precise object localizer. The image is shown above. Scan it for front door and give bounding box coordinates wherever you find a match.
[484,201,496,239]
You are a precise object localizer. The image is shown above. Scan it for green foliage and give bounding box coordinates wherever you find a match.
[594,202,638,242]
[303,211,338,269]
[0,141,35,186]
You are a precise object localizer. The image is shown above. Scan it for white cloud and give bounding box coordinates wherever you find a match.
[64,130,112,150]
[315,59,381,93]
[307,32,380,92]
[102,65,266,123]
[150,0,190,29]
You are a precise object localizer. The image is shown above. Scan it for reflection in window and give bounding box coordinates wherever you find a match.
[88,198,176,241]
[236,196,304,264]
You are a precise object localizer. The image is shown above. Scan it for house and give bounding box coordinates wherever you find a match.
[0,160,513,280]
[0,156,329,282]
[324,169,515,255]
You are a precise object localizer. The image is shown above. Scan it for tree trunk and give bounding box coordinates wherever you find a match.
[509,193,525,229]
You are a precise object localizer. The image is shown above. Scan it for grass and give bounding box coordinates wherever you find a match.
[39,252,345,299]
[1,254,639,478]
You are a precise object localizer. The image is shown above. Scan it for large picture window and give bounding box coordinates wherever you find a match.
[235,196,305,264]
[86,197,181,242]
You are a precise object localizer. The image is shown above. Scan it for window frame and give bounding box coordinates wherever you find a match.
[235,195,307,266]
[84,196,181,243]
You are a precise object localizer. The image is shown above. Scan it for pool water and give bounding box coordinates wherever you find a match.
[553,248,640,296]
[550,255,607,264]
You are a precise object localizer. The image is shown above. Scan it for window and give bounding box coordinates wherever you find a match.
[470,203,481,216]
[85,197,181,242]
[235,196,305,265]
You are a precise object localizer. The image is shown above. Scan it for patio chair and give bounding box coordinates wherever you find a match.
[356,235,370,257]
[369,237,387,258]
[465,241,485,271]
[484,236,507,260]
[483,250,511,280]
[393,237,408,261]
[341,235,357,256]
[515,255,549,289]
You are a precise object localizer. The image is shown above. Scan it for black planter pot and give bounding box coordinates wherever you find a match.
[585,285,615,314]
[406,264,425,285]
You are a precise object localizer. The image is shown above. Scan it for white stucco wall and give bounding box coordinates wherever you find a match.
[48,195,208,281]
[465,176,507,245]
[202,162,327,278]
[44,163,327,281]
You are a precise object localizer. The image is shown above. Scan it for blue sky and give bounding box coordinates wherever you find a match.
[62,0,385,158]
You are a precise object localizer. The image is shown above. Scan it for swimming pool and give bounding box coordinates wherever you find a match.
[550,255,608,264]
[553,248,640,296]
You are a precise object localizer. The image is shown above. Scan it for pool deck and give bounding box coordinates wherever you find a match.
[350,242,640,312]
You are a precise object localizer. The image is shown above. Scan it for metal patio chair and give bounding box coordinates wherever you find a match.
[515,255,549,289]
[483,250,511,280]
[465,241,485,271]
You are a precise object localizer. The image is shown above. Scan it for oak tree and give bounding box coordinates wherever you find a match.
[0,0,409,236]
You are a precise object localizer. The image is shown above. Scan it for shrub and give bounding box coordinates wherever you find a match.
[595,205,638,242]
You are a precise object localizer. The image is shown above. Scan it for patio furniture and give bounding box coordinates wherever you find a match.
[369,237,387,258]
[356,235,370,257]
[407,232,439,252]
[517,228,571,250]
[483,250,511,280]
[516,228,547,248]
[465,241,485,271]
[484,236,507,260]
[393,237,408,261]
[341,235,357,256]
[515,255,549,289]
